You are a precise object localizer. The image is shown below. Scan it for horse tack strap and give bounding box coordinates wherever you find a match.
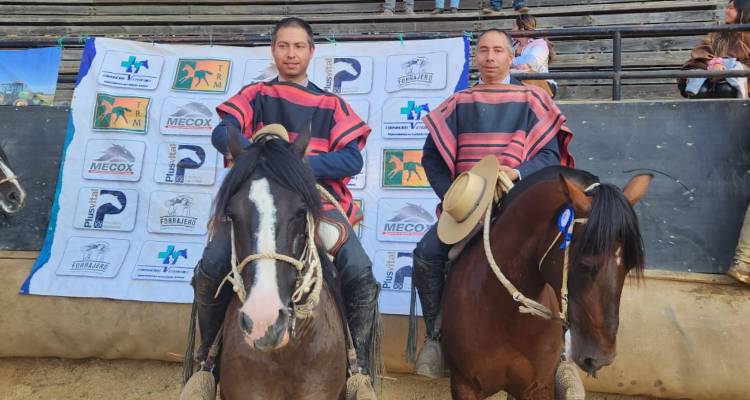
[0,175,18,185]
[481,178,593,326]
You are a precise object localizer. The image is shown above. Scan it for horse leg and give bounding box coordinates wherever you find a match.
[449,373,481,400]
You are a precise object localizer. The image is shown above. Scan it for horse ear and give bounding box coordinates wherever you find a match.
[622,174,653,206]
[291,123,311,159]
[558,175,592,214]
[227,126,246,160]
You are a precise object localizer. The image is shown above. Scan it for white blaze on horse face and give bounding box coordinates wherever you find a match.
[241,178,286,343]
[615,246,622,267]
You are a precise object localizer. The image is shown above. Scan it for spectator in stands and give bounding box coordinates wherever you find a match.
[383,0,414,15]
[432,0,459,14]
[678,0,750,98]
[482,0,527,14]
[511,14,558,97]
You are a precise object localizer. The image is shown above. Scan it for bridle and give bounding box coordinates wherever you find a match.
[482,175,600,328]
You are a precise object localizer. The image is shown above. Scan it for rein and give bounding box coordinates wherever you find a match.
[0,175,17,185]
[482,177,600,327]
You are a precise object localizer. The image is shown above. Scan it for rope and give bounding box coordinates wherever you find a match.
[481,172,589,326]
[218,185,348,321]
[0,175,18,185]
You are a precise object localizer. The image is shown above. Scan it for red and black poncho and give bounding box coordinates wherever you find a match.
[423,83,574,179]
[217,80,370,225]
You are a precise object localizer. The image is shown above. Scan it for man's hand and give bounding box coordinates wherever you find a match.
[499,165,519,181]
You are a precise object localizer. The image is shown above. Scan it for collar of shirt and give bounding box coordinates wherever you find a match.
[477,74,512,85]
[275,75,310,87]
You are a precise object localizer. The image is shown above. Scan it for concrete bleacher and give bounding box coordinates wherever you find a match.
[0,0,726,103]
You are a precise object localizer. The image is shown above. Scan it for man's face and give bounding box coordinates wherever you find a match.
[475,31,514,84]
[271,26,314,81]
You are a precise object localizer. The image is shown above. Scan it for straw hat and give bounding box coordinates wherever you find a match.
[253,123,290,143]
[437,155,499,244]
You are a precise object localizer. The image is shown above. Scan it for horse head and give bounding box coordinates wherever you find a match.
[555,173,651,375]
[215,128,320,352]
[0,143,26,214]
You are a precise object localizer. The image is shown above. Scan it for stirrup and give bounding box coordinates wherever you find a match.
[346,373,377,400]
[555,359,585,400]
[414,339,444,379]
[180,370,216,400]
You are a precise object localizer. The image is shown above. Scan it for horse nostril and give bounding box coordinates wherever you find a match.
[240,312,253,333]
[8,192,19,203]
[583,357,596,371]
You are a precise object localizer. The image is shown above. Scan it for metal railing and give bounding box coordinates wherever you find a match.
[2,23,750,100]
[509,24,750,100]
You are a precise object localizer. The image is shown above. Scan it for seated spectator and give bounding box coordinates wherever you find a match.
[432,0,459,14]
[482,0,527,14]
[678,0,750,99]
[383,0,414,15]
[511,14,558,98]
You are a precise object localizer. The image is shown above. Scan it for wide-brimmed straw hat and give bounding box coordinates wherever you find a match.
[253,123,290,143]
[437,155,499,245]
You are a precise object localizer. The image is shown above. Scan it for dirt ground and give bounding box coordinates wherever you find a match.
[0,358,654,400]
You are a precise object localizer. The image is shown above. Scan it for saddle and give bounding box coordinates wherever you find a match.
[316,215,350,259]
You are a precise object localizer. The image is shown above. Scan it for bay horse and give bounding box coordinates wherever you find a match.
[210,131,348,399]
[0,142,25,214]
[442,166,651,400]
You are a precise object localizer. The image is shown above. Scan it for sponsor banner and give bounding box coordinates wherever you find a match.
[56,236,130,278]
[381,97,441,139]
[376,198,437,243]
[172,59,231,93]
[159,97,221,136]
[82,139,146,182]
[243,59,277,84]
[92,93,151,134]
[347,150,366,190]
[154,142,218,185]
[97,50,165,90]
[381,148,430,189]
[312,56,373,94]
[147,191,211,235]
[73,187,139,232]
[133,240,204,282]
[386,52,447,92]
[347,99,370,123]
[372,250,421,315]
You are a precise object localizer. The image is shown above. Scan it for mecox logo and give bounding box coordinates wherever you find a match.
[165,101,214,130]
[88,143,136,176]
[382,203,434,236]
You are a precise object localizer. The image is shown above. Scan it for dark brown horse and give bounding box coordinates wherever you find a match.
[442,166,651,400]
[0,143,25,214]
[212,133,348,399]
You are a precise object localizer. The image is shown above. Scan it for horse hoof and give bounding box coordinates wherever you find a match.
[414,339,444,379]
[555,360,586,400]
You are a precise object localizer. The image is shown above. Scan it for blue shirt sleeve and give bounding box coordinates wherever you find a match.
[516,137,561,179]
[422,135,453,201]
[306,140,363,180]
[211,114,249,156]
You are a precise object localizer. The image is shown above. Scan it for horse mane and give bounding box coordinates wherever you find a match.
[210,138,321,229]
[500,166,645,277]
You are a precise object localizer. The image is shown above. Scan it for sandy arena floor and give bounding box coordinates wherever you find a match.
[0,357,654,400]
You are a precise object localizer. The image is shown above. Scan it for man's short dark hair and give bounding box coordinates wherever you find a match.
[272,17,315,47]
[478,29,513,52]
